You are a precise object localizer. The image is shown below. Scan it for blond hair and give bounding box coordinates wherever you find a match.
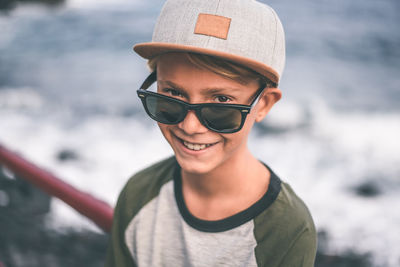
[147,53,276,88]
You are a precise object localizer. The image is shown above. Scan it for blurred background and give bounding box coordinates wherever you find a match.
[0,0,399,266]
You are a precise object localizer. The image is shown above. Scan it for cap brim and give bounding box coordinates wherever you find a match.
[134,42,280,84]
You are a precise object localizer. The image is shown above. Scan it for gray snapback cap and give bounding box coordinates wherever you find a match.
[134,0,285,84]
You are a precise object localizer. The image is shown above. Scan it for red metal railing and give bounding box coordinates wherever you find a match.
[0,143,113,232]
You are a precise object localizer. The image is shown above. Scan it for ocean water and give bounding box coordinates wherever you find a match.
[0,0,399,266]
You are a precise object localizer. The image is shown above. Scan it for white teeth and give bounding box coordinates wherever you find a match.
[183,141,212,151]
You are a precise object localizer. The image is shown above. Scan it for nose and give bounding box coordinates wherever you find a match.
[178,110,208,135]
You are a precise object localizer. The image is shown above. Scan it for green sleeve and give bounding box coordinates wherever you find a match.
[104,186,136,267]
[254,182,317,267]
[254,221,317,267]
[277,228,317,267]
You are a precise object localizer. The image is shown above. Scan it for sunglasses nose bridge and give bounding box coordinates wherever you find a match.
[181,102,203,121]
[178,105,208,134]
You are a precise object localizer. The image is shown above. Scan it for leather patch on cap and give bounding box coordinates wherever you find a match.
[194,13,231,40]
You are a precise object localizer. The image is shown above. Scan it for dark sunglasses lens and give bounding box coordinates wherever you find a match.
[146,96,185,124]
[201,106,242,132]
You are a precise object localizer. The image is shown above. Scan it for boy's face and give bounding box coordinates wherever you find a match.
[155,53,280,175]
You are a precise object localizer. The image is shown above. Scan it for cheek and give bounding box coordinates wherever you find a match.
[220,112,256,146]
[241,112,257,134]
[158,124,172,141]
[249,106,261,121]
[221,127,250,149]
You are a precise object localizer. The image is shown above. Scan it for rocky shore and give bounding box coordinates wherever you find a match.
[0,0,64,11]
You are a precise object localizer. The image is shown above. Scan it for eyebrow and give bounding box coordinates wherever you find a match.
[158,79,243,96]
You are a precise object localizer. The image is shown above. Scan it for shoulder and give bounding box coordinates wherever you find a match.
[254,167,315,233]
[106,156,178,267]
[124,156,177,194]
[275,181,315,231]
[115,156,178,223]
[254,180,316,240]
[253,174,317,266]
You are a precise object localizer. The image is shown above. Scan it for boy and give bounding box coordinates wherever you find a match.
[106,0,317,266]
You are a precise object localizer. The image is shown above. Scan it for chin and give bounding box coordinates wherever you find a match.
[174,154,219,175]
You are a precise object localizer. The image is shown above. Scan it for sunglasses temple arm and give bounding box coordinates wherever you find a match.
[140,71,157,89]
[249,86,266,107]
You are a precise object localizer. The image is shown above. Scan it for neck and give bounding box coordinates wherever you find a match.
[180,148,270,220]
[181,148,269,198]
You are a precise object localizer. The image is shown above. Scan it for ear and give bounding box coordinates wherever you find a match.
[255,87,282,122]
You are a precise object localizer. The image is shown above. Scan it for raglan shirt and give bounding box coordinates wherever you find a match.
[105,157,317,267]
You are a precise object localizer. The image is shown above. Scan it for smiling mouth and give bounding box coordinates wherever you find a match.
[182,140,216,151]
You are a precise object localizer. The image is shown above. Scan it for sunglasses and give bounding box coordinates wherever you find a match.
[137,71,266,133]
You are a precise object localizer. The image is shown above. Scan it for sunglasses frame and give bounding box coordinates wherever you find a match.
[137,71,266,133]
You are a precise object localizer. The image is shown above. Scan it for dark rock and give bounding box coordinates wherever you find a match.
[354,181,381,197]
[316,229,329,252]
[0,167,51,216]
[0,0,65,11]
[0,225,108,267]
[315,251,372,267]
[0,167,108,267]
[0,0,16,10]
[57,149,79,162]
[315,229,373,267]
